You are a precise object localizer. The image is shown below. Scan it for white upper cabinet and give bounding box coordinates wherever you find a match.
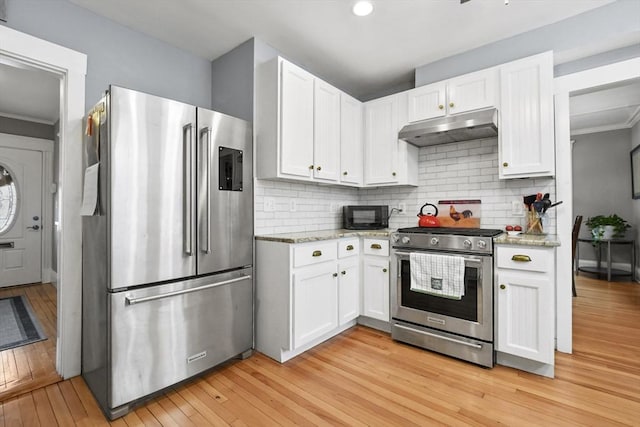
[499,51,555,179]
[407,82,446,122]
[364,94,399,185]
[313,79,341,182]
[364,92,418,187]
[407,68,497,123]
[340,93,364,186]
[257,56,362,186]
[280,60,315,179]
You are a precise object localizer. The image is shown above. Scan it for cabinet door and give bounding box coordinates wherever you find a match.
[314,79,341,182]
[499,52,555,178]
[362,256,390,321]
[407,82,446,122]
[293,263,338,349]
[338,258,360,325]
[447,69,497,115]
[364,95,399,185]
[496,271,553,364]
[340,93,363,185]
[280,60,314,179]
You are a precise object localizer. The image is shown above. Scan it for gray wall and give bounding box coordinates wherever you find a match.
[573,129,633,262]
[0,116,55,140]
[211,39,254,121]
[3,0,212,110]
[415,0,640,86]
[632,122,640,277]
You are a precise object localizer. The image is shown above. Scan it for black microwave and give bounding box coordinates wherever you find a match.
[343,205,389,230]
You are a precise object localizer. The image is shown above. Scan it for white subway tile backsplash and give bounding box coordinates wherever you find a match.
[254,138,556,235]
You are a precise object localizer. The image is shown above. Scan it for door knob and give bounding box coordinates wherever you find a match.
[27,225,40,231]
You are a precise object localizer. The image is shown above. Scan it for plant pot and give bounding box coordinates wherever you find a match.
[592,225,615,240]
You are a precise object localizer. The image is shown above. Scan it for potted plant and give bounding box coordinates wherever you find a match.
[585,214,631,241]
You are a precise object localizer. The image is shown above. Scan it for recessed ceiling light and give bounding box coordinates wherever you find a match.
[352,1,373,17]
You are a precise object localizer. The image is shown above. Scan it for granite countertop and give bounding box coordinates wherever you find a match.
[494,233,560,247]
[255,229,392,244]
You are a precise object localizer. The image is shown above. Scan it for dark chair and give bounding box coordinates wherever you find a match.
[572,215,583,297]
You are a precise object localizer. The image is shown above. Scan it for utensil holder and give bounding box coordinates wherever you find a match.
[526,211,546,234]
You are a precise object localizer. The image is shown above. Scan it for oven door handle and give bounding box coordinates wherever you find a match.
[394,323,483,349]
[394,250,483,265]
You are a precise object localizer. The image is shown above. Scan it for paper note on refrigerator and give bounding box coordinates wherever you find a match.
[80,163,100,216]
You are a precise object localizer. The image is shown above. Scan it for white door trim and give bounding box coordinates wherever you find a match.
[0,26,87,379]
[0,134,54,285]
[553,57,640,354]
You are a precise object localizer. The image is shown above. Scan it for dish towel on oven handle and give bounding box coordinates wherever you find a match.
[409,252,465,300]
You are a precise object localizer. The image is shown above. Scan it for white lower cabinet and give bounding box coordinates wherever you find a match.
[256,238,361,363]
[293,263,338,348]
[338,257,360,325]
[495,245,555,376]
[361,238,390,322]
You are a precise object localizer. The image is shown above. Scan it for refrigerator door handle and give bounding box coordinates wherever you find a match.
[199,126,211,254]
[125,275,252,305]
[183,123,194,256]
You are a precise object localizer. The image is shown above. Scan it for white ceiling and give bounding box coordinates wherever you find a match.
[0,60,59,124]
[570,79,640,136]
[68,0,617,99]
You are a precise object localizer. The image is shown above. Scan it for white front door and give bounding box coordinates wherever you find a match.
[0,146,42,287]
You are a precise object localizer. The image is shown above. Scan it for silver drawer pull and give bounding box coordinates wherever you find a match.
[511,254,532,262]
[312,250,322,257]
[0,242,15,249]
[125,275,251,305]
[370,243,382,250]
[394,324,482,349]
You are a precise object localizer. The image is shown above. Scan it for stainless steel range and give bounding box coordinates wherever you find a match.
[390,227,503,368]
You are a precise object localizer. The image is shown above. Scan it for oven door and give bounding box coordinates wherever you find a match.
[391,249,493,342]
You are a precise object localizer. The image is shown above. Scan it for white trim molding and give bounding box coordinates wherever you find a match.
[0,25,87,379]
[554,56,640,355]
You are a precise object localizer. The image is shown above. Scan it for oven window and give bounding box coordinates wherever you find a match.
[400,259,478,322]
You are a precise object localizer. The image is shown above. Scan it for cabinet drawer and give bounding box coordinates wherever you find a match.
[338,238,360,258]
[363,238,389,256]
[293,241,338,268]
[496,246,553,273]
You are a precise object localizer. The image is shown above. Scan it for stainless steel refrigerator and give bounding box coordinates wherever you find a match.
[82,86,253,419]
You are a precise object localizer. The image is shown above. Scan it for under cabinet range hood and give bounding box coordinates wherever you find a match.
[399,107,498,147]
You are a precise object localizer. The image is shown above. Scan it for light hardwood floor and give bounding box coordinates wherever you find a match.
[1,276,638,426]
[0,283,61,402]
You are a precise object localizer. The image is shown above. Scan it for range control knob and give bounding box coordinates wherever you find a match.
[463,239,472,248]
[477,240,487,249]
[401,236,411,244]
[430,237,439,246]
[391,233,399,243]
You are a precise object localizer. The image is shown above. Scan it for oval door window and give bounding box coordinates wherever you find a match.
[0,164,19,235]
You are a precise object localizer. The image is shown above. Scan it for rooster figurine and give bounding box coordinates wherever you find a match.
[449,205,473,222]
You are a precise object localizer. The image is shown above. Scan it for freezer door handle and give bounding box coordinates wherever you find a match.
[183,123,194,256]
[125,275,252,305]
[199,126,211,254]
